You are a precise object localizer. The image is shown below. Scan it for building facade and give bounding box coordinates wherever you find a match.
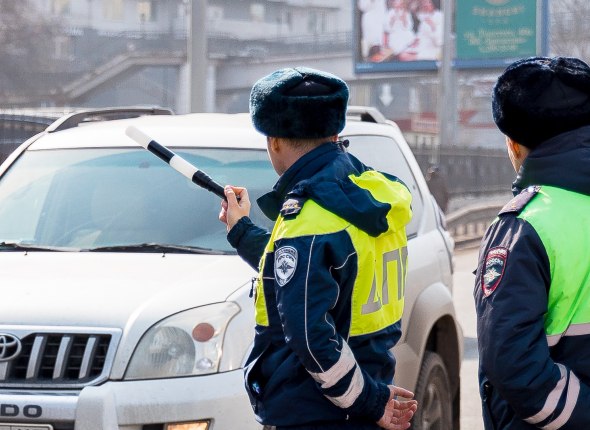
[12,0,536,149]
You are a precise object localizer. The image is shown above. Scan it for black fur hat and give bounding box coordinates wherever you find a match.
[492,56,590,148]
[249,67,349,139]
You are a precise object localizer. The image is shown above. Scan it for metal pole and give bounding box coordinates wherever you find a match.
[189,0,208,113]
[436,0,456,163]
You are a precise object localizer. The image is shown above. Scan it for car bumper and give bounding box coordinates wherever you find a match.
[0,370,260,430]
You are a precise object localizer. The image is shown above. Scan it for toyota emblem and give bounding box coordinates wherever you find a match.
[0,333,22,362]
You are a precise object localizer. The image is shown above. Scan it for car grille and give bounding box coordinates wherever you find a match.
[0,328,120,389]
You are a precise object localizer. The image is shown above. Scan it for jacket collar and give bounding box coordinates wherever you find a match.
[257,142,341,220]
[512,125,590,197]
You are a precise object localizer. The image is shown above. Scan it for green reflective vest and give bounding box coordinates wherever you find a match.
[518,185,590,343]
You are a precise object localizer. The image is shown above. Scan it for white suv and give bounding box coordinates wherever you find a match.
[0,107,462,430]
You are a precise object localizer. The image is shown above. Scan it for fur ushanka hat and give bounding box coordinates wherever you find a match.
[492,56,590,148]
[249,67,349,139]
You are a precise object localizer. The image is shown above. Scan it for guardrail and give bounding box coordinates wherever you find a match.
[446,202,505,249]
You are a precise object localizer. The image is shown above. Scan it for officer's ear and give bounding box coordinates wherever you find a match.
[505,136,530,172]
[267,137,281,154]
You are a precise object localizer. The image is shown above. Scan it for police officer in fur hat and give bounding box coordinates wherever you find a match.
[219,67,417,430]
[474,56,590,429]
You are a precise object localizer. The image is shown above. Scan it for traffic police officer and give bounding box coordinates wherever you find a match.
[474,56,590,429]
[219,67,417,429]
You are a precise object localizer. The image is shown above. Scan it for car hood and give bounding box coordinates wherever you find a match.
[0,252,256,328]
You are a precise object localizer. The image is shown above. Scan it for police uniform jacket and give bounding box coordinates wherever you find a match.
[228,142,412,427]
[474,126,590,429]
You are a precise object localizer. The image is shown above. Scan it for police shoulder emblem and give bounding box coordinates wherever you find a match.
[275,246,298,286]
[499,185,541,216]
[482,247,508,297]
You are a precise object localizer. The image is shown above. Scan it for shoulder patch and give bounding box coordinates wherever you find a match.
[482,247,508,297]
[499,185,541,216]
[280,196,306,219]
[275,246,298,286]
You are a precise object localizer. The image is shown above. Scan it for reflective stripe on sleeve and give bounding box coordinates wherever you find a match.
[547,322,590,347]
[541,371,580,430]
[309,342,357,389]
[524,364,567,425]
[324,365,365,408]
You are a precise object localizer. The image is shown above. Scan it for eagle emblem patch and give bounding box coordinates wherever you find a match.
[275,246,298,286]
[482,247,508,297]
[280,197,304,218]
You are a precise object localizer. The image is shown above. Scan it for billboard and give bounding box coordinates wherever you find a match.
[353,0,548,73]
[455,0,548,68]
[354,0,443,73]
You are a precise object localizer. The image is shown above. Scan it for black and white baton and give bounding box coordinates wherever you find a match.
[125,125,227,200]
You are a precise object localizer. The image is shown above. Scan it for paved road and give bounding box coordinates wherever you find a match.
[453,246,484,430]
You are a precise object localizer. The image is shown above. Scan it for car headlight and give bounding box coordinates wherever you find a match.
[125,302,240,380]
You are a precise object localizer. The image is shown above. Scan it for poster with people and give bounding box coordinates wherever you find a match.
[355,0,443,72]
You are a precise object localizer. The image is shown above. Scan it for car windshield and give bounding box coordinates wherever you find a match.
[0,147,277,253]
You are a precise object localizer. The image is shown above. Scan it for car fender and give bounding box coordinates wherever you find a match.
[394,281,462,392]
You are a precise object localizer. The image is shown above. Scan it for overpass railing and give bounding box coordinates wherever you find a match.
[445,202,505,249]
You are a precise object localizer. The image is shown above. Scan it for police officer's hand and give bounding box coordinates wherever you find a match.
[219,185,251,232]
[376,385,418,430]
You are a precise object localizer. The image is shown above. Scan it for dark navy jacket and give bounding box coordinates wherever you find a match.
[474,126,590,429]
[228,142,412,427]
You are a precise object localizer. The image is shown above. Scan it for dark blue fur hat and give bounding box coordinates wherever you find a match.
[249,67,349,139]
[493,56,590,148]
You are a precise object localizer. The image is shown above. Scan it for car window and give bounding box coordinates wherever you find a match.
[0,147,277,252]
[0,138,422,251]
[343,134,423,237]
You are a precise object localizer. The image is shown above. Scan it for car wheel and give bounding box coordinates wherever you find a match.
[411,351,453,430]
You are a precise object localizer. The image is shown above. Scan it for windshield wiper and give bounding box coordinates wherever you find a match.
[0,241,69,252]
[86,243,231,255]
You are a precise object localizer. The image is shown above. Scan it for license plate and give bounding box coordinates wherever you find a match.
[0,424,53,430]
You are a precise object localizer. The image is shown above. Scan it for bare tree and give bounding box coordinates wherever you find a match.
[550,0,590,62]
[0,1,63,98]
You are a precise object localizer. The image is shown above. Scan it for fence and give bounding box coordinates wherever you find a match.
[445,201,505,249]
[411,145,514,198]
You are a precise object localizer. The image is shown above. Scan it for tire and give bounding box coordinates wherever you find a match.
[411,351,453,430]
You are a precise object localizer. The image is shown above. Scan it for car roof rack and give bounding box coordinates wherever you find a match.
[346,106,388,124]
[46,106,173,133]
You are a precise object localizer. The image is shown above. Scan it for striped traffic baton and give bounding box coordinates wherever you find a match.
[125,125,227,200]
